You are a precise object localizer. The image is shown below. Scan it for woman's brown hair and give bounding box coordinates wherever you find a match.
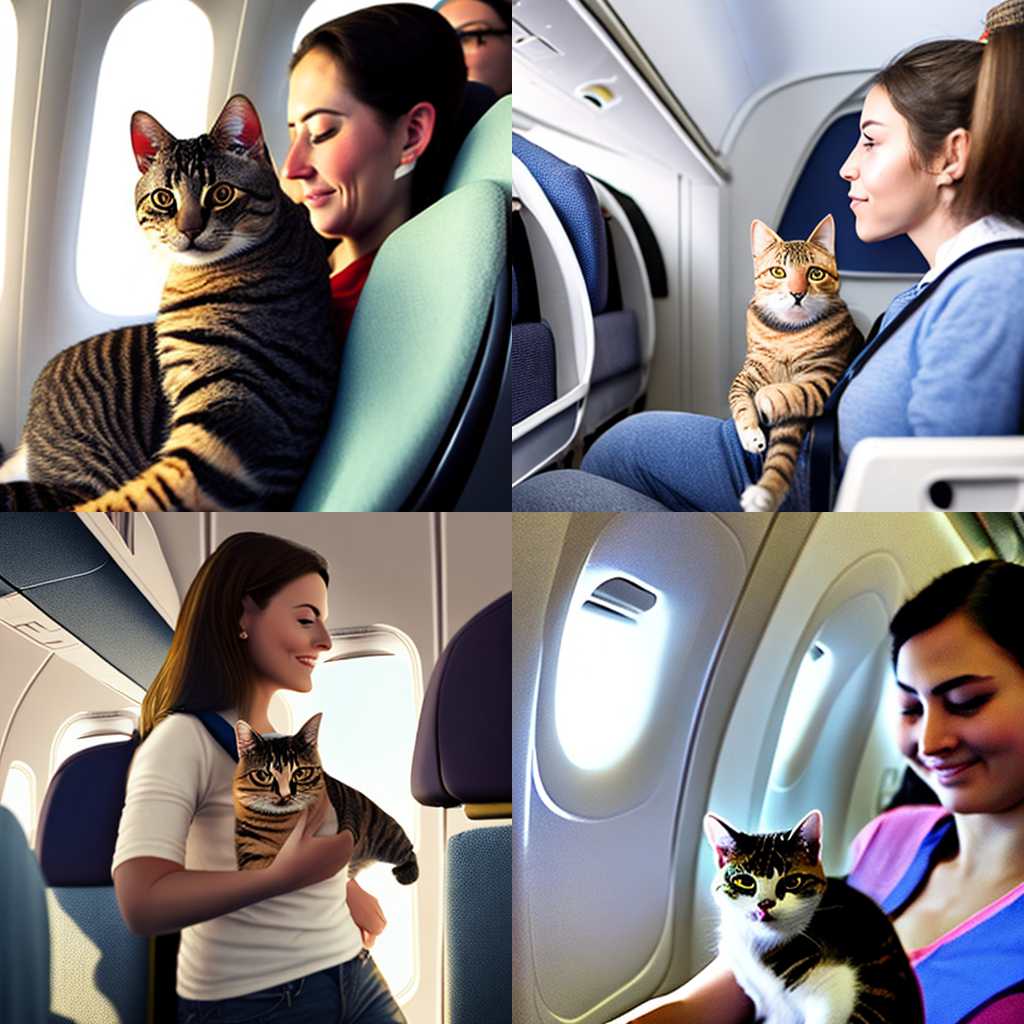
[957,2,1024,223]
[138,532,329,741]
[290,3,467,215]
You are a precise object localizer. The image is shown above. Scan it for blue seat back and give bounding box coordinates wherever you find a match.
[0,806,50,1024]
[412,593,512,1024]
[37,734,149,1024]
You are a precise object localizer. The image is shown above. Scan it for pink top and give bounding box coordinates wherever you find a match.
[847,805,1024,1023]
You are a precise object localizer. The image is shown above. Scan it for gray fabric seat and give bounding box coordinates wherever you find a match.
[511,468,668,510]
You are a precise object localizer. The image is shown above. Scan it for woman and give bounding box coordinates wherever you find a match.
[512,0,1024,513]
[281,4,466,342]
[437,0,513,97]
[629,558,1024,1023]
[112,533,407,1023]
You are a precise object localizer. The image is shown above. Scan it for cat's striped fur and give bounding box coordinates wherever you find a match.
[0,94,337,511]
[730,215,862,512]
[233,713,418,884]
[704,810,923,1024]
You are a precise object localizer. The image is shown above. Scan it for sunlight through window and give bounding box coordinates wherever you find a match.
[555,583,666,771]
[0,1,16,304]
[1,761,36,846]
[76,0,213,315]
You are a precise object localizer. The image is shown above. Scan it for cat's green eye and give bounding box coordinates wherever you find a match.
[208,184,237,208]
[251,769,272,784]
[293,768,316,782]
[779,875,801,892]
[808,267,826,282]
[150,188,175,212]
[770,267,786,279]
[729,873,756,893]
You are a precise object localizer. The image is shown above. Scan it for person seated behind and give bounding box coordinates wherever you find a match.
[280,4,467,341]
[438,0,512,97]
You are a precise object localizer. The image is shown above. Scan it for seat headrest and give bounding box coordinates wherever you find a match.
[36,737,137,886]
[412,592,511,815]
[453,80,498,149]
[512,132,608,313]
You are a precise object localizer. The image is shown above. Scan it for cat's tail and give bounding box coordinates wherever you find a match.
[393,854,419,885]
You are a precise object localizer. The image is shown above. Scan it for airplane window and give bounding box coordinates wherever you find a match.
[273,634,420,1003]
[76,0,213,316]
[293,0,434,51]
[51,709,139,779]
[554,579,665,771]
[0,1,14,304]
[1,760,36,846]
[769,641,834,789]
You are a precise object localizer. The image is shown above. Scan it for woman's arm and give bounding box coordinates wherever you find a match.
[625,956,754,1024]
[114,795,353,937]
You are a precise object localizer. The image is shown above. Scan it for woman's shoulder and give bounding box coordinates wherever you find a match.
[135,711,221,766]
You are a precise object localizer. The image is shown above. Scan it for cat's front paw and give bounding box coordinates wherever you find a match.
[740,485,778,512]
[737,426,767,454]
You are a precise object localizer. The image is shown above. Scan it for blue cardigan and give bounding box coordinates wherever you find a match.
[837,248,1024,473]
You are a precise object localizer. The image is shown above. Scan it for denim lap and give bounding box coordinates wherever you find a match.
[176,949,406,1024]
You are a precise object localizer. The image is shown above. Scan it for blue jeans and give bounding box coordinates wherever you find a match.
[176,949,406,1024]
[580,411,808,511]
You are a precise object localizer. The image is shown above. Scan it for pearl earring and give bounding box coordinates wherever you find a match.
[239,631,248,640]
[393,157,417,181]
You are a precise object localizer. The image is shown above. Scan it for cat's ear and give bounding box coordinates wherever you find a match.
[297,713,323,748]
[704,813,741,868]
[211,94,267,162]
[751,220,782,259]
[236,719,260,757]
[130,111,173,174]
[788,809,823,861]
[807,214,835,257]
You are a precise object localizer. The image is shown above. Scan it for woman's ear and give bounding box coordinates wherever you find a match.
[239,594,259,636]
[934,127,971,188]
[397,101,437,166]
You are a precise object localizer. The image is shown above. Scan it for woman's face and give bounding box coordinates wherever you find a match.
[440,1,512,97]
[895,611,1024,815]
[839,84,944,244]
[240,573,331,695]
[283,48,409,243]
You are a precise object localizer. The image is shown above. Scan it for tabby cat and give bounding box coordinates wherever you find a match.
[233,713,419,884]
[729,215,862,513]
[704,809,923,1024]
[0,94,337,511]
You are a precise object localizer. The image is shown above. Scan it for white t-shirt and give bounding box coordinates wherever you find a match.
[111,709,362,1000]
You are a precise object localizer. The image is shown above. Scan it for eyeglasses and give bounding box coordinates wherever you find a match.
[456,27,511,50]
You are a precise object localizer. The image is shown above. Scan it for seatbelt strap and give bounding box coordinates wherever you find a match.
[192,710,239,761]
[808,239,1024,511]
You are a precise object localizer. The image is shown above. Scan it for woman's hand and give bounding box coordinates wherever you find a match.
[347,877,387,948]
[267,792,355,895]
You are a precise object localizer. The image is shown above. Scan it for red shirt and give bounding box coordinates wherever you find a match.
[329,250,377,344]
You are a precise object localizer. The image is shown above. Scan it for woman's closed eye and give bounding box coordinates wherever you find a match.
[860,134,876,150]
[900,694,993,717]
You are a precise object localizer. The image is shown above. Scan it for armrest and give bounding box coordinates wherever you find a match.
[833,436,1024,511]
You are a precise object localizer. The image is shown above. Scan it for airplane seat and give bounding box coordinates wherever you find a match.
[292,174,507,510]
[583,176,655,435]
[512,134,643,439]
[444,93,510,197]
[450,81,500,157]
[1,806,51,1024]
[411,592,512,1024]
[36,723,151,1024]
[511,140,595,484]
[833,436,1024,511]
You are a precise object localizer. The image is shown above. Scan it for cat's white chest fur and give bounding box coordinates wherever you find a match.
[721,923,857,1024]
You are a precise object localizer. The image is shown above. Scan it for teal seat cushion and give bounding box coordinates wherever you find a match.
[295,179,506,510]
[444,96,511,197]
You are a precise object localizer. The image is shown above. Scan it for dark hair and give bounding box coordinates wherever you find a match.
[139,533,329,741]
[957,8,1024,223]
[889,559,1024,672]
[291,3,467,215]
[869,39,984,173]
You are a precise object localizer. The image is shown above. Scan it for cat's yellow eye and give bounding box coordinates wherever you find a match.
[208,183,237,208]
[808,267,826,282]
[293,767,316,782]
[770,266,786,279]
[729,873,756,893]
[779,875,800,893]
[150,188,175,211]
[251,769,272,785]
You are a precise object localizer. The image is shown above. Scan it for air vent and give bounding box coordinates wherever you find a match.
[574,80,621,112]
[585,577,656,620]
